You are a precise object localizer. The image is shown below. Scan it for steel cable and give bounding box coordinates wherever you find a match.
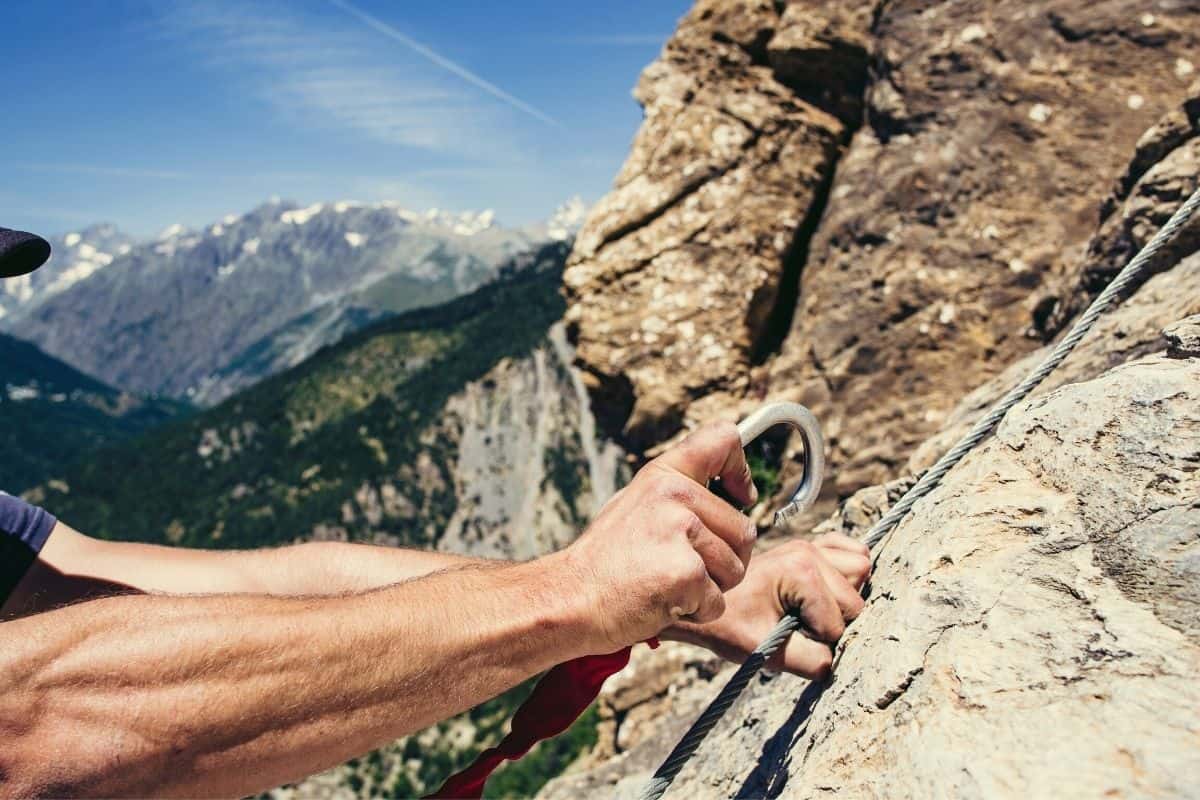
[637,184,1200,800]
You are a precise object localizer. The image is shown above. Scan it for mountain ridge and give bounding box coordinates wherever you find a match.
[2,197,586,406]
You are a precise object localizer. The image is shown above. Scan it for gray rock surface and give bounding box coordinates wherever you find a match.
[435,323,626,560]
[542,336,1200,800]
[1164,314,1200,358]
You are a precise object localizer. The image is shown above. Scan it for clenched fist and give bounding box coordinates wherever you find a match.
[564,422,759,653]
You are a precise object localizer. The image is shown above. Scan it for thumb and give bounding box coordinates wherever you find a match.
[654,422,758,507]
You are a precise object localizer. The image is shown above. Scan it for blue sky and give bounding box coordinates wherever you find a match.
[2,0,690,237]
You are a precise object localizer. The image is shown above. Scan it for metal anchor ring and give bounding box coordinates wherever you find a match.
[736,401,826,526]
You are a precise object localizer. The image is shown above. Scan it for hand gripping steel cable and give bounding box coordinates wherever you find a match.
[637,184,1200,800]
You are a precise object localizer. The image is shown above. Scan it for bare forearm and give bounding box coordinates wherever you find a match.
[0,552,593,798]
[251,540,491,594]
[25,523,491,609]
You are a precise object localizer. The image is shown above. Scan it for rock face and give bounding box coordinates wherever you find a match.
[543,260,1200,800]
[433,323,626,560]
[566,0,1199,505]
[563,0,872,449]
[543,1,1200,798]
[548,343,1200,799]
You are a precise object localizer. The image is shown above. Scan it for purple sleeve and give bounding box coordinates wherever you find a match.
[0,491,58,606]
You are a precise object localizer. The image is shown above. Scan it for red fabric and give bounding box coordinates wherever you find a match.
[428,639,658,798]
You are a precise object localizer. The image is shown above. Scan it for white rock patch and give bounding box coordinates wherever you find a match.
[959,23,987,43]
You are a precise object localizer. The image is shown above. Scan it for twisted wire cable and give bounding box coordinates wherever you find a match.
[637,184,1200,800]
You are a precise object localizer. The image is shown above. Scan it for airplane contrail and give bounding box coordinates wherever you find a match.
[327,0,565,129]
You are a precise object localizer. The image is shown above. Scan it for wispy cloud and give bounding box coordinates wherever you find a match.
[327,0,563,129]
[154,1,531,156]
[16,163,193,180]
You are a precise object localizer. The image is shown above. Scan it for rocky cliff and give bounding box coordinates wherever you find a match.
[565,0,1198,510]
[544,1,1200,797]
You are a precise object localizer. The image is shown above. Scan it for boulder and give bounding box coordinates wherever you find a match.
[563,0,873,450]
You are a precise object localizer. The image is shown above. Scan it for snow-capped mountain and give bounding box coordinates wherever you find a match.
[538,195,589,242]
[0,224,135,322]
[1,198,586,404]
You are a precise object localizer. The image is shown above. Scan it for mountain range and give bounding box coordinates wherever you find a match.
[1,197,586,405]
[27,240,623,559]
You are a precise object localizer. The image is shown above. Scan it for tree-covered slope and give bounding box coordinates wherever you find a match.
[0,333,184,492]
[29,241,611,556]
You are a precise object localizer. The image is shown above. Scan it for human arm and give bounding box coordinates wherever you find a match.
[0,422,772,797]
[0,553,593,798]
[3,522,488,619]
[1,421,868,797]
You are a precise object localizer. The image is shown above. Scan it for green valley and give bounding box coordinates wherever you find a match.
[0,333,185,492]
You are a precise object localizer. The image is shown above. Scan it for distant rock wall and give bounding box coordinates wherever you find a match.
[436,322,626,560]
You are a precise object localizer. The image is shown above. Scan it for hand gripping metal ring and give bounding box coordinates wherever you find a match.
[736,401,825,526]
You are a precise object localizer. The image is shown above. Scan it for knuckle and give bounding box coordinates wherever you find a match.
[854,556,872,581]
[792,552,820,581]
[652,470,696,506]
[674,509,703,539]
[846,593,867,619]
[726,555,747,586]
[666,477,698,506]
[642,465,674,494]
[739,520,758,552]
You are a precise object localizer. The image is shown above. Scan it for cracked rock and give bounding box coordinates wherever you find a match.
[1163,313,1200,357]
